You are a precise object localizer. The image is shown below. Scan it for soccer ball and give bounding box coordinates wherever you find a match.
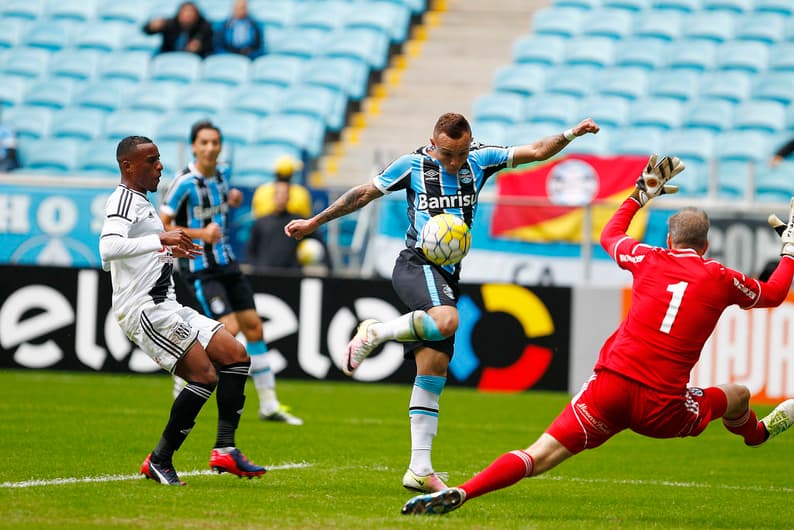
[297,238,325,266]
[420,213,472,266]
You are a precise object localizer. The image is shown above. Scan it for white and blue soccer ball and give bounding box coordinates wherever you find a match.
[420,213,472,266]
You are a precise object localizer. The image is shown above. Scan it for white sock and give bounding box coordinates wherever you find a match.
[408,375,446,475]
[248,340,279,414]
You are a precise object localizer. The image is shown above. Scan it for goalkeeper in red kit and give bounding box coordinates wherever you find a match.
[402,154,794,516]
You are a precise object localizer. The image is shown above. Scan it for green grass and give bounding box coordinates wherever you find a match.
[0,370,792,529]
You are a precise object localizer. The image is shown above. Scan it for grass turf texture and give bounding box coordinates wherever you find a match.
[1,370,792,529]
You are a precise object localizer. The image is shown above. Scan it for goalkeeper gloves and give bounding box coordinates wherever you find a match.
[780,198,794,257]
[635,154,686,206]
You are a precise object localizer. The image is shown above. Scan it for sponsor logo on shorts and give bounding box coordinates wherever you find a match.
[210,297,226,315]
[442,284,455,300]
[575,402,612,434]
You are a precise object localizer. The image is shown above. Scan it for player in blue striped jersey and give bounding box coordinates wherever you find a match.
[285,112,599,492]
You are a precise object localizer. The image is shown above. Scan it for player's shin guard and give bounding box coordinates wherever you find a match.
[154,381,215,463]
[215,361,250,448]
[459,450,535,500]
[723,408,767,446]
[409,376,445,475]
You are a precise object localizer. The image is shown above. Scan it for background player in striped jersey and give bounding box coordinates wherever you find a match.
[160,120,302,425]
[285,112,599,492]
[401,155,794,515]
[99,136,265,485]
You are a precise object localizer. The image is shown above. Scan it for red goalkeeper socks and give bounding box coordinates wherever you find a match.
[459,450,534,500]
[723,409,767,446]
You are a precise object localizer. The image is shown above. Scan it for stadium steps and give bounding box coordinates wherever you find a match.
[317,0,548,189]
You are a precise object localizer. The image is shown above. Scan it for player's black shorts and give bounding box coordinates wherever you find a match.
[181,265,256,319]
[392,248,459,359]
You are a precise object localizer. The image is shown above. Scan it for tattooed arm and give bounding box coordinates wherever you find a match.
[511,118,600,166]
[284,182,384,239]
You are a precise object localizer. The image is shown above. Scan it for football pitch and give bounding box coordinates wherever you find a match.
[1,370,792,529]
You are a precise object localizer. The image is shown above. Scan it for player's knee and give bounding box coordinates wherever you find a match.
[432,311,458,337]
[186,362,217,386]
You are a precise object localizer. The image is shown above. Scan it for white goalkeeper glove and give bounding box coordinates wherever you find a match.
[780,198,794,257]
[769,213,785,237]
[635,154,686,206]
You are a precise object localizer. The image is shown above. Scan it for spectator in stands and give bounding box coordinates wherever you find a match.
[217,0,264,58]
[252,155,312,219]
[0,122,19,172]
[143,1,214,58]
[769,138,794,167]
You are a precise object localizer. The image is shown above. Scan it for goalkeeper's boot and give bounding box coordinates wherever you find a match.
[401,487,467,515]
[402,469,449,492]
[343,319,380,376]
[140,453,186,486]
[209,447,267,478]
[259,404,304,426]
[760,399,794,443]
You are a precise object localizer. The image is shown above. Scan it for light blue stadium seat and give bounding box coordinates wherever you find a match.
[200,54,251,86]
[628,98,684,130]
[603,0,652,10]
[175,82,231,115]
[50,107,107,140]
[732,100,786,132]
[155,111,211,144]
[73,21,129,52]
[22,137,81,172]
[702,0,752,12]
[752,71,794,105]
[0,17,28,49]
[231,143,303,184]
[123,29,162,54]
[504,122,560,147]
[554,0,603,9]
[126,81,182,113]
[300,56,370,101]
[149,52,202,84]
[715,160,752,198]
[716,41,768,73]
[323,28,390,71]
[21,19,75,51]
[248,0,294,29]
[97,0,152,25]
[632,10,683,41]
[652,0,701,11]
[1,47,49,79]
[525,94,580,126]
[597,67,649,100]
[471,121,508,146]
[566,127,611,155]
[681,11,736,42]
[564,37,615,67]
[614,38,668,70]
[269,28,329,60]
[227,84,285,117]
[667,39,717,71]
[251,54,306,87]
[278,84,347,132]
[671,159,708,197]
[734,13,785,44]
[104,110,162,141]
[49,49,103,81]
[213,111,260,147]
[545,65,599,97]
[74,79,136,112]
[49,0,100,22]
[648,69,700,100]
[531,7,584,38]
[755,161,794,201]
[156,140,187,179]
[98,50,150,82]
[344,1,411,44]
[716,130,771,161]
[473,92,527,125]
[578,95,629,127]
[581,9,633,39]
[0,74,27,108]
[294,1,352,33]
[0,0,46,20]
[662,129,716,162]
[2,105,52,139]
[22,78,78,110]
[77,138,124,174]
[755,0,794,16]
[255,113,326,158]
[492,64,546,97]
[768,43,794,71]
[699,70,752,103]
[512,35,567,66]
[681,99,734,131]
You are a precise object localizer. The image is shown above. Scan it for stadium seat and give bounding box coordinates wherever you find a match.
[248,0,294,29]
[251,55,306,88]
[471,121,508,146]
[614,38,668,70]
[492,64,547,97]
[755,0,794,16]
[294,1,352,33]
[554,0,602,8]
[715,130,771,161]
[524,94,580,126]
[73,21,129,52]
[648,69,700,100]
[628,98,684,130]
[126,81,182,113]
[227,84,285,117]
[97,51,150,82]
[652,0,701,11]
[155,111,211,144]
[49,49,103,81]
[0,0,46,20]
[603,0,653,10]
[213,111,260,147]
[200,54,251,86]
[97,0,151,25]
[149,52,202,84]
[50,107,107,140]
[323,28,390,71]
[22,137,82,172]
[566,127,610,155]
[231,143,303,183]
[0,18,28,49]
[715,41,768,73]
[48,0,100,22]
[2,105,52,139]
[531,7,584,38]
[344,1,411,44]
[681,11,735,42]
[564,37,615,68]
[699,71,752,103]
[278,84,347,132]
[473,92,527,125]
[662,129,716,163]
[732,100,786,132]
[175,82,231,115]
[581,9,633,40]
[632,10,683,41]
[701,0,752,12]
[734,13,785,44]
[21,20,73,51]
[504,122,560,147]
[597,67,649,100]
[269,28,329,60]
[77,138,125,174]
[1,47,49,79]
[752,71,794,105]
[123,29,162,54]
[715,161,751,199]
[300,56,370,101]
[255,113,326,158]
[512,35,567,66]
[768,43,794,71]
[156,140,187,179]
[23,78,78,110]
[681,99,734,131]
[671,160,708,197]
[577,95,630,127]
[755,161,794,201]
[74,79,136,112]
[104,110,162,141]
[666,39,717,71]
[0,75,28,108]
[545,65,599,97]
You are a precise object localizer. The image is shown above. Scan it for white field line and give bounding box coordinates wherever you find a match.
[1,461,312,489]
[534,474,794,494]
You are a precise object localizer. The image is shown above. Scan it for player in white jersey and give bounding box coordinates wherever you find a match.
[99,136,266,486]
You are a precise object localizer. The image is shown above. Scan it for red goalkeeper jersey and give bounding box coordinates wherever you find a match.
[596,198,794,394]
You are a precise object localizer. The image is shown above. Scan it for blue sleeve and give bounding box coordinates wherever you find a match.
[373,154,413,194]
[470,146,512,171]
[161,178,192,216]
